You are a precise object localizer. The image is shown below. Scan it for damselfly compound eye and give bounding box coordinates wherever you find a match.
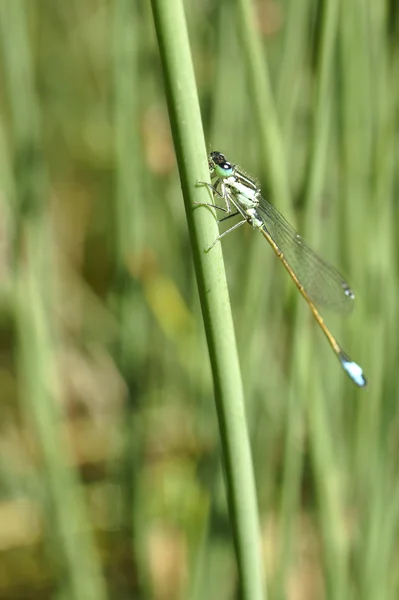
[210,151,233,177]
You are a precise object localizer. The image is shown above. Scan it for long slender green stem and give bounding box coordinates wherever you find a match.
[150,1,265,598]
[236,0,291,217]
[304,0,339,228]
[111,0,148,596]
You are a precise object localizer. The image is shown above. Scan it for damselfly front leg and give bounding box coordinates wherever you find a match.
[196,180,248,250]
[195,179,232,213]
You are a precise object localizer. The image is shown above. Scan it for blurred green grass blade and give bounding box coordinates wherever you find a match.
[276,0,313,147]
[111,0,149,596]
[303,0,339,227]
[235,0,291,217]
[272,377,305,600]
[307,386,349,600]
[0,3,107,599]
[0,113,16,296]
[113,0,144,261]
[150,0,265,597]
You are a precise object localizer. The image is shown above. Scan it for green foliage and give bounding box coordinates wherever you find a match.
[0,0,397,599]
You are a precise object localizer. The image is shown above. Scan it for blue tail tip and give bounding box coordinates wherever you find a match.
[339,351,367,388]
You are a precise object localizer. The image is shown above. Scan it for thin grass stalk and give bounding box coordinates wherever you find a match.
[150,0,265,598]
[111,0,148,596]
[276,0,313,151]
[235,0,291,218]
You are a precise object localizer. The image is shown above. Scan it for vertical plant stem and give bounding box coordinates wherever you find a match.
[111,0,147,596]
[236,0,291,216]
[150,0,265,598]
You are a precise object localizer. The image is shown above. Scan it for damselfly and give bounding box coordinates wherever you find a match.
[197,151,367,388]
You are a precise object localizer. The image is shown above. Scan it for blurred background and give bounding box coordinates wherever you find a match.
[0,0,398,599]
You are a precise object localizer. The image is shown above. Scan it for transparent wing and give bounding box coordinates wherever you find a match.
[257,195,354,314]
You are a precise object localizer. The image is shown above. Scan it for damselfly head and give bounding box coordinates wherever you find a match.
[209,151,234,177]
